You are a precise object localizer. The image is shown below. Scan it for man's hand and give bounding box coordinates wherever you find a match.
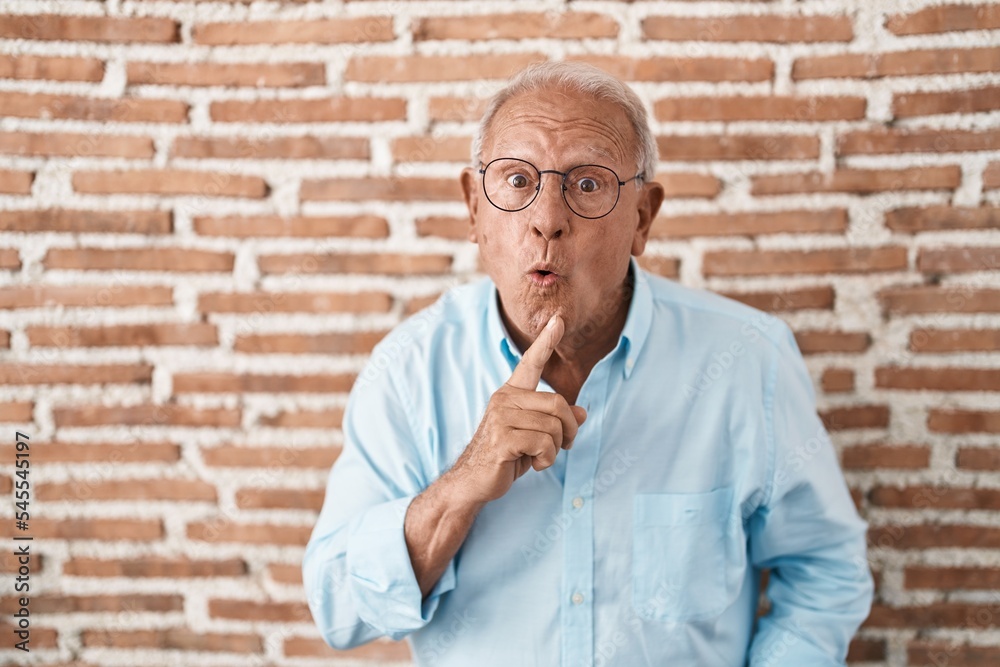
[450,315,588,506]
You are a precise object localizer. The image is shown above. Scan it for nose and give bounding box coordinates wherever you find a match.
[527,172,570,240]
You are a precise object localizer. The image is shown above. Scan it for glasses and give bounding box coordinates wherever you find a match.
[478,158,644,220]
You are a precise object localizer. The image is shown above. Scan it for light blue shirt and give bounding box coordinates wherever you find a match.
[304,258,873,667]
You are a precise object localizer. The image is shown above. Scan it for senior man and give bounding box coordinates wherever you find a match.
[304,61,873,666]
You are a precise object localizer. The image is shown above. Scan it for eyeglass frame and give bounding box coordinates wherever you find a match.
[477,157,646,220]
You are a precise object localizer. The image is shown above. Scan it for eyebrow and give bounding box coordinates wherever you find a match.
[487,142,621,167]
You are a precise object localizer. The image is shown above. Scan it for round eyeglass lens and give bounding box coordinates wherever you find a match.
[563,165,619,218]
[483,159,540,212]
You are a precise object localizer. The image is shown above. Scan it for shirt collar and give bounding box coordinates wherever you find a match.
[486,256,653,380]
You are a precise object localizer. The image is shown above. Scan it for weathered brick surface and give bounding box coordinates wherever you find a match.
[1,3,997,666]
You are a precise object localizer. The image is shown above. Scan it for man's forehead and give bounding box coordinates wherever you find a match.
[484,89,633,165]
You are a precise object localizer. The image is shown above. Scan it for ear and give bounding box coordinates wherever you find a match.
[631,181,665,256]
[460,167,480,244]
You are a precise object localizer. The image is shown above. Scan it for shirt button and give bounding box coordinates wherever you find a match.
[571,592,584,605]
[572,496,584,509]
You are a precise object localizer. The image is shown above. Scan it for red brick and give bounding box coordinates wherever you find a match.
[0,518,162,541]
[0,402,32,422]
[841,443,930,470]
[719,286,835,312]
[0,170,33,194]
[869,485,1000,510]
[235,330,386,354]
[72,169,268,198]
[985,162,1000,189]
[0,330,8,348]
[930,409,1000,434]
[173,135,369,160]
[258,252,452,276]
[570,55,773,82]
[201,445,340,468]
[284,635,411,659]
[957,447,1000,470]
[194,215,387,238]
[194,17,394,45]
[45,248,234,273]
[258,408,344,429]
[37,479,216,503]
[0,54,103,82]
[887,5,1000,35]
[235,487,325,510]
[910,328,1000,352]
[198,291,391,314]
[0,131,153,158]
[909,642,1000,666]
[64,557,246,578]
[869,525,1000,551]
[894,86,1000,118]
[876,366,1000,391]
[878,285,1000,314]
[658,134,820,162]
[0,621,55,646]
[392,135,472,162]
[919,247,1000,274]
[0,441,179,464]
[211,97,405,123]
[429,96,489,122]
[82,629,262,653]
[0,364,151,386]
[0,15,178,43]
[301,176,461,201]
[643,15,852,42]
[839,128,1000,155]
[53,404,240,428]
[127,61,324,87]
[415,12,617,40]
[174,372,354,394]
[0,209,169,234]
[886,206,1000,233]
[795,330,871,354]
[210,598,311,621]
[27,323,217,348]
[821,368,855,393]
[704,247,908,276]
[847,638,886,662]
[867,602,1000,627]
[268,563,302,585]
[652,209,846,238]
[347,53,545,82]
[751,166,960,195]
[416,216,468,240]
[0,594,180,614]
[0,249,20,270]
[655,96,864,122]
[187,521,311,546]
[820,405,889,431]
[906,567,1000,591]
[0,285,173,309]
[0,92,188,123]
[636,256,680,279]
[793,47,1000,80]
[658,172,721,198]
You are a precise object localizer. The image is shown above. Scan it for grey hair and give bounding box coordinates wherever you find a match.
[470,61,658,182]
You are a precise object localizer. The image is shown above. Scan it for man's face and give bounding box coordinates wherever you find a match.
[461,87,664,345]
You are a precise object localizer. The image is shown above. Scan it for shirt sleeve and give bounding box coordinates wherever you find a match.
[302,353,457,649]
[747,322,874,667]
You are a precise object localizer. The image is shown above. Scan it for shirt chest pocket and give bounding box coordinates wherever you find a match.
[632,487,746,623]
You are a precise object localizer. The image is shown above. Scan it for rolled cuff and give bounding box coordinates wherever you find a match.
[346,495,457,640]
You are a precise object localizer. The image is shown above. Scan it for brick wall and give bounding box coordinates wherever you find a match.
[0,1,998,665]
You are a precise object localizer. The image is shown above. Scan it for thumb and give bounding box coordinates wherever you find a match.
[571,405,587,425]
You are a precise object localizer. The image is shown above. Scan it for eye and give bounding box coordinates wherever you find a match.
[578,177,599,193]
[507,173,530,188]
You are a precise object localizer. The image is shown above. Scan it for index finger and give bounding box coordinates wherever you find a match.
[507,315,563,390]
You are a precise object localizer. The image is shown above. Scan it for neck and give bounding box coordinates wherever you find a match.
[501,269,634,403]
